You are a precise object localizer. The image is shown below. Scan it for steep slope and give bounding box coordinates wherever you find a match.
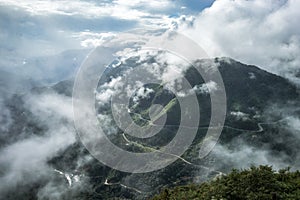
[0,58,299,200]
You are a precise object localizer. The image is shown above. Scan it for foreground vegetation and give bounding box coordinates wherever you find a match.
[152,166,300,200]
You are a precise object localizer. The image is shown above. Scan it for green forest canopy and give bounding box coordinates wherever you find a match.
[152,165,300,200]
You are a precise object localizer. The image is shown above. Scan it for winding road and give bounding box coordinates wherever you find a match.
[108,115,288,194]
[55,111,288,194]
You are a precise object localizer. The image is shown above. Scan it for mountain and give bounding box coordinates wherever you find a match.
[0,57,299,200]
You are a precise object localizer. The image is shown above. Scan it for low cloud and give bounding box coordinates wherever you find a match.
[181,0,300,84]
[194,81,218,94]
[211,141,289,171]
[286,116,300,140]
[133,86,154,103]
[0,127,75,193]
[96,76,124,106]
[203,97,300,175]
[0,91,77,194]
[230,111,250,121]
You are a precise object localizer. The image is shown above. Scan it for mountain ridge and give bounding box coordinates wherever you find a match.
[1,57,300,200]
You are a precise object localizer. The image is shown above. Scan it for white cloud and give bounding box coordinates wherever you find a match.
[96,76,124,105]
[0,0,174,21]
[0,127,75,192]
[169,15,195,30]
[181,0,300,83]
[0,91,77,193]
[0,0,186,84]
[0,0,137,18]
[193,81,218,94]
[97,114,119,135]
[25,92,74,123]
[74,32,116,48]
[133,86,154,103]
[153,51,191,91]
[230,111,250,121]
[212,142,289,170]
[285,116,300,140]
[177,81,218,97]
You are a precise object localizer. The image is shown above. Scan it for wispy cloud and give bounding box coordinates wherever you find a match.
[0,91,77,193]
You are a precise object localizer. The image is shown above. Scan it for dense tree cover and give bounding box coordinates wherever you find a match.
[152,166,300,200]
